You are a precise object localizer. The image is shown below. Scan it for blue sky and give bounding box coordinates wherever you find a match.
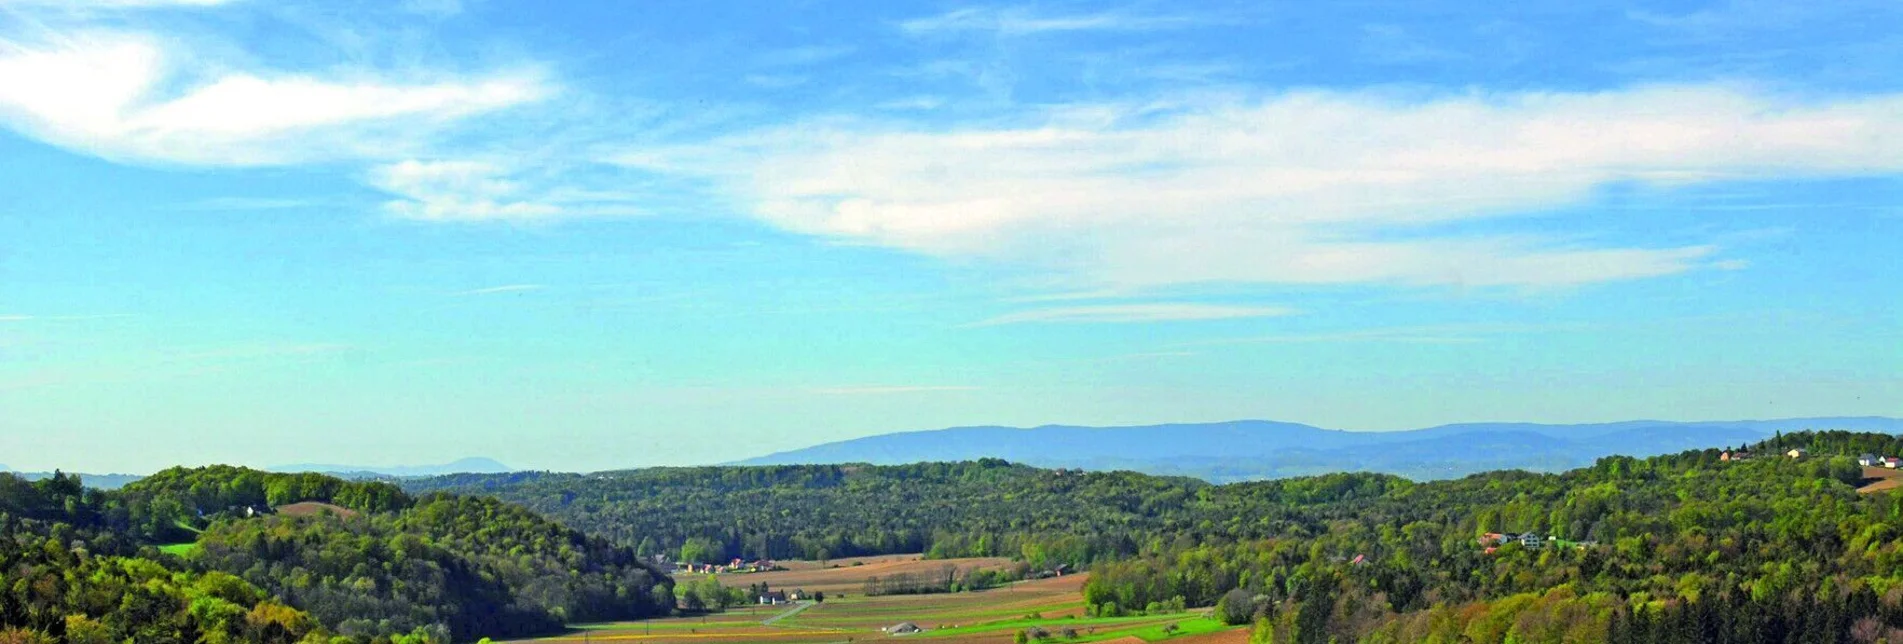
[1,0,1898,473]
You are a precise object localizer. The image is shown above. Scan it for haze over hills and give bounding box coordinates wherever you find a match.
[0,465,148,490]
[736,417,1903,482]
[267,457,513,478]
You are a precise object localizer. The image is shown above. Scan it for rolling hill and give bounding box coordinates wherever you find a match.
[736,417,1903,481]
[268,456,512,478]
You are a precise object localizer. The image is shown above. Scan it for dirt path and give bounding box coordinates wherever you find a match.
[764,602,817,626]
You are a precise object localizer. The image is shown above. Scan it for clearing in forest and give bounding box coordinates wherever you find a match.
[510,558,1240,644]
[1857,466,1903,494]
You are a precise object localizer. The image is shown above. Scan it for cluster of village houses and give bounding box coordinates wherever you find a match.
[753,588,815,605]
[1478,532,1600,555]
[1859,453,1903,468]
[1718,448,1903,467]
[663,557,782,575]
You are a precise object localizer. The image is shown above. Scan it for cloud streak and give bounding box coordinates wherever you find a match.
[0,31,547,166]
[900,7,1206,37]
[621,84,1903,289]
[809,385,981,395]
[974,304,1296,326]
[451,284,545,296]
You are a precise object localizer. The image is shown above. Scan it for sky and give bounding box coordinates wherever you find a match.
[1,0,1899,474]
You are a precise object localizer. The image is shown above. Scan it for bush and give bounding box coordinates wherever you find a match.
[1217,588,1258,625]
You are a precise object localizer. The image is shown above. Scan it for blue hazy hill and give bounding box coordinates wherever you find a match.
[268,457,513,478]
[737,417,1903,482]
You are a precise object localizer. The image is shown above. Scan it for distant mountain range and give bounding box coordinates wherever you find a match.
[0,468,147,490]
[1,458,514,490]
[269,457,513,479]
[735,417,1903,482]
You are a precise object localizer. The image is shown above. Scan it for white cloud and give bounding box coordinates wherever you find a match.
[452,284,544,296]
[975,304,1296,326]
[900,7,1203,37]
[0,313,133,322]
[372,160,563,221]
[399,0,462,17]
[372,158,656,222]
[759,44,855,66]
[877,96,947,111]
[744,74,808,89]
[809,385,980,395]
[0,32,547,166]
[0,0,234,7]
[619,84,1903,288]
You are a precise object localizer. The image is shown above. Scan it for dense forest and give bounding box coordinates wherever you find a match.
[404,458,1411,565]
[0,466,673,643]
[9,429,1903,642]
[413,431,1903,642]
[1087,431,1903,642]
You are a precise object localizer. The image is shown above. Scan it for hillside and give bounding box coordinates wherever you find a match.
[0,466,673,643]
[735,417,1903,481]
[410,429,1903,642]
[268,456,513,478]
[2,469,150,489]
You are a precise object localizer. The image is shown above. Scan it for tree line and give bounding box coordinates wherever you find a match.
[0,466,675,643]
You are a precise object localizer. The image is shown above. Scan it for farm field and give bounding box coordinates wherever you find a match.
[672,555,1017,595]
[507,559,1240,644]
[1857,466,1903,494]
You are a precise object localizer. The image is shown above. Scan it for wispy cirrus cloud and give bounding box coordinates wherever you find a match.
[372,160,562,221]
[618,84,1903,290]
[1183,322,1601,347]
[757,44,855,67]
[899,6,1207,37]
[809,385,981,395]
[0,313,133,322]
[0,0,234,7]
[451,284,544,296]
[0,29,547,166]
[975,304,1296,326]
[370,159,652,222]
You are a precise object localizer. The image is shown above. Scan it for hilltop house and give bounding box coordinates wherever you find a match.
[1787,448,1809,459]
[1519,533,1544,550]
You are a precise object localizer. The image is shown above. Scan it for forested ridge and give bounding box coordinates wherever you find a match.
[9,430,1903,642]
[413,431,1903,642]
[1090,430,1903,642]
[0,466,672,643]
[403,459,1416,564]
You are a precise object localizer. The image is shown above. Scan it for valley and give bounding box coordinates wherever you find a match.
[509,565,1237,644]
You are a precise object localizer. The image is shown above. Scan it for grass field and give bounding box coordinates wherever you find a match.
[508,558,1242,644]
[158,542,200,556]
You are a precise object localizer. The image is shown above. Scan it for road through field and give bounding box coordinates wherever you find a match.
[763,602,816,626]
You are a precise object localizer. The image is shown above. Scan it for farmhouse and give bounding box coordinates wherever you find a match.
[1858,454,1903,468]
[758,591,788,605]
